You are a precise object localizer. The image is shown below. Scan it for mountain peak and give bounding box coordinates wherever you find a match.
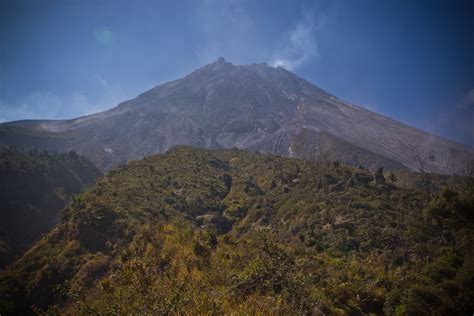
[201,57,234,72]
[1,59,472,174]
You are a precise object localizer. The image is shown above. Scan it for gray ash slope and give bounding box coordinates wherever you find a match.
[1,58,472,173]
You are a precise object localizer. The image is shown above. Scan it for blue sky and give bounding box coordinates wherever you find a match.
[0,0,473,145]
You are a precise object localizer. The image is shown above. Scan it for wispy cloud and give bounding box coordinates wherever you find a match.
[451,88,474,144]
[0,92,64,122]
[194,2,326,71]
[0,75,146,123]
[429,87,474,145]
[0,91,108,122]
[270,11,320,70]
[457,88,474,111]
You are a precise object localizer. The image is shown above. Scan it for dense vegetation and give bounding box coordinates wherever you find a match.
[0,146,472,315]
[0,147,101,268]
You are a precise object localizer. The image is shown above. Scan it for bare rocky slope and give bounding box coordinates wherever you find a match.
[0,58,472,173]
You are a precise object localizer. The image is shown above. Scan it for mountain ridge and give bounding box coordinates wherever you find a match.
[0,58,472,173]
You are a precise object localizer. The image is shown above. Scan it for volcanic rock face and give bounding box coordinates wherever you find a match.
[0,57,472,173]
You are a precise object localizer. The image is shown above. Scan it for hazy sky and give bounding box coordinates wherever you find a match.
[1,0,473,145]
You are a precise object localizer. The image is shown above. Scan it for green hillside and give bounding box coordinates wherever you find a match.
[0,147,101,268]
[0,146,472,315]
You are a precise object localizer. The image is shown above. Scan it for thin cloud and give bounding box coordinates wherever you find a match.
[0,92,64,122]
[430,87,474,145]
[194,2,328,71]
[457,88,474,110]
[452,88,474,144]
[271,11,320,70]
[0,76,148,123]
[0,92,100,122]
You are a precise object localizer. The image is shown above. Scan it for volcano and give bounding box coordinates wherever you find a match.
[1,57,472,173]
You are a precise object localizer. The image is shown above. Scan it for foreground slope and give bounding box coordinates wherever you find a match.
[1,58,472,173]
[0,147,472,315]
[0,147,101,268]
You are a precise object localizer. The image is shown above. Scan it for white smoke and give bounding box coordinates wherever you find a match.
[271,11,320,70]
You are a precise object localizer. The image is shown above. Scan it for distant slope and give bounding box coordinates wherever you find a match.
[0,147,101,268]
[0,58,472,173]
[254,129,408,170]
[0,147,472,314]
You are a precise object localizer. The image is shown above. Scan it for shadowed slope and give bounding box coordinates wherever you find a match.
[0,147,101,268]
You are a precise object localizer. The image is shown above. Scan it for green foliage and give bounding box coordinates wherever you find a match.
[0,146,472,315]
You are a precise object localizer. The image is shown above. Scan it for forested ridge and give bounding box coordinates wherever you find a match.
[0,146,472,315]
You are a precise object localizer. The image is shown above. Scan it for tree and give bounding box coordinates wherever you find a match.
[373,167,385,184]
[413,153,434,199]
